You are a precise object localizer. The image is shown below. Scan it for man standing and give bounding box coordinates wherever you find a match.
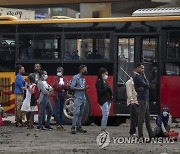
[30,64,41,84]
[70,65,89,134]
[126,75,138,138]
[133,63,153,141]
[14,65,26,127]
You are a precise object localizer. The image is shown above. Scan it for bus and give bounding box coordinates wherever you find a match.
[0,8,180,125]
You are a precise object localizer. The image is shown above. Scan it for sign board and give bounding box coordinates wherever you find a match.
[0,7,35,20]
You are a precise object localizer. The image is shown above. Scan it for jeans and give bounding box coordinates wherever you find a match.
[72,98,86,127]
[54,92,64,126]
[38,95,53,127]
[100,102,111,130]
[128,103,138,135]
[138,100,153,138]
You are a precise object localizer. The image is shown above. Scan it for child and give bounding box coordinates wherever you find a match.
[21,75,38,129]
[153,107,172,137]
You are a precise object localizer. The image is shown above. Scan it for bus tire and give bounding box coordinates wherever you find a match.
[62,96,92,126]
[62,97,74,125]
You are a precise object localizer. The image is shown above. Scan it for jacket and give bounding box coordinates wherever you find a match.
[95,79,112,106]
[37,80,49,103]
[125,77,138,106]
[53,76,68,100]
[133,72,150,101]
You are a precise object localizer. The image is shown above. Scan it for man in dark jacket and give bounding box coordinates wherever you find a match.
[133,63,153,142]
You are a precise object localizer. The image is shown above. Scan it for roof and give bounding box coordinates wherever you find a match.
[132,7,180,17]
[0,15,180,25]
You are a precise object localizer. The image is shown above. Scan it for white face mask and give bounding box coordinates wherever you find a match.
[103,75,108,80]
[57,72,62,77]
[44,75,48,81]
[163,111,169,117]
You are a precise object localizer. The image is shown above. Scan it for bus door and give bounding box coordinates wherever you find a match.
[115,36,159,115]
[115,37,135,115]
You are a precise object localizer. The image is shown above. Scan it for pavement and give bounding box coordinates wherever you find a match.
[0,115,179,154]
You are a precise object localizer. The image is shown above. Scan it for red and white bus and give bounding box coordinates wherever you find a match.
[0,9,180,125]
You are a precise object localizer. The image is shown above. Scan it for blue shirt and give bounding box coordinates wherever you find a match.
[14,73,25,94]
[70,73,86,100]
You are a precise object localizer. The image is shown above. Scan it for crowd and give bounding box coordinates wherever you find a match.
[13,63,178,141]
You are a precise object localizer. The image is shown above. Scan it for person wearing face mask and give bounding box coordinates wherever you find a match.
[14,65,26,127]
[53,67,68,131]
[30,63,41,84]
[95,68,112,133]
[37,70,53,130]
[70,65,89,134]
[153,107,172,137]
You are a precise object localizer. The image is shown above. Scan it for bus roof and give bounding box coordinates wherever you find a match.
[0,15,180,25]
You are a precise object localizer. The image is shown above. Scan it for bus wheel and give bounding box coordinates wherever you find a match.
[63,97,74,125]
[107,117,126,126]
[63,96,92,125]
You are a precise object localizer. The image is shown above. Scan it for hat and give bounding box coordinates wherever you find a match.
[162,107,169,113]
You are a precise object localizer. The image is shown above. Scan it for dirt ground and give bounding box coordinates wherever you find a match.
[0,116,179,154]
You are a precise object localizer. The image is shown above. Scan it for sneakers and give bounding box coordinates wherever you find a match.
[71,127,76,134]
[57,125,66,131]
[36,126,46,131]
[71,126,87,134]
[76,127,87,133]
[45,125,53,130]
[130,133,137,138]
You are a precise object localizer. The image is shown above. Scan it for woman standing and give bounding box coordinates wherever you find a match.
[14,65,26,127]
[53,67,68,131]
[96,68,113,133]
[21,75,38,129]
[37,70,53,130]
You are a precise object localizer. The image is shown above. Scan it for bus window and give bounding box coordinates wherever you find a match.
[167,31,180,59]
[64,33,110,61]
[165,31,180,75]
[18,34,61,60]
[165,63,180,75]
[117,38,134,100]
[0,34,16,61]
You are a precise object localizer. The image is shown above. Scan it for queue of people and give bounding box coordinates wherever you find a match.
[13,62,178,140]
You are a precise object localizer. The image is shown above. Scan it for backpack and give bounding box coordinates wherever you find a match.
[30,85,40,106]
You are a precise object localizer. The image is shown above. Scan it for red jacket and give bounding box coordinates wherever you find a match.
[53,76,68,100]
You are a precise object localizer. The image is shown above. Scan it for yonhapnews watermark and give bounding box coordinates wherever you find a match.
[96,132,176,149]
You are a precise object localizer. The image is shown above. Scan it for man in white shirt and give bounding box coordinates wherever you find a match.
[126,76,138,137]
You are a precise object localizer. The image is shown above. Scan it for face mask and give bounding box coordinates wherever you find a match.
[57,72,62,77]
[44,75,48,81]
[103,75,108,80]
[163,111,168,117]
